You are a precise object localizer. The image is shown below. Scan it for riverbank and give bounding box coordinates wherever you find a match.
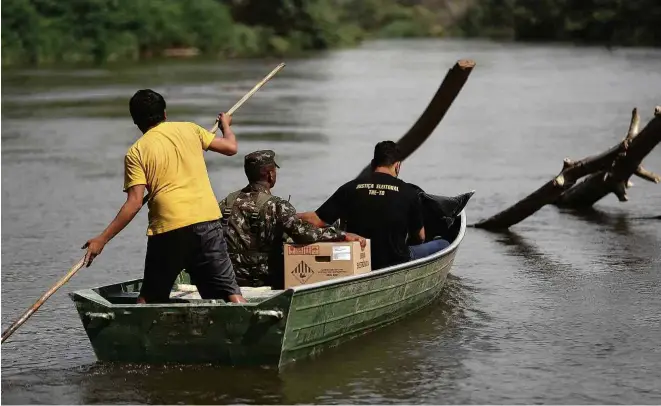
[2,0,659,68]
[0,0,449,67]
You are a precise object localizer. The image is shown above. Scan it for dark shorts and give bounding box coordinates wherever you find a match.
[140,219,242,303]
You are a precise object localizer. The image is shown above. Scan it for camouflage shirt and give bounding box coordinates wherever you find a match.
[219,183,347,287]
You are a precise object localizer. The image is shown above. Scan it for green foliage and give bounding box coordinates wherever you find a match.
[377,5,445,38]
[1,0,41,64]
[3,0,659,66]
[2,0,452,66]
[227,0,364,51]
[1,0,454,66]
[337,0,445,39]
[227,24,269,57]
[459,0,661,46]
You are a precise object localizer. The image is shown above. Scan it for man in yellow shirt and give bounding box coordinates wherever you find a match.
[83,89,246,304]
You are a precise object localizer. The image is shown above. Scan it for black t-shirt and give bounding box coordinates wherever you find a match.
[316,172,424,270]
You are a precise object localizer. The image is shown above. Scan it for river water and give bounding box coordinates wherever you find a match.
[2,39,660,404]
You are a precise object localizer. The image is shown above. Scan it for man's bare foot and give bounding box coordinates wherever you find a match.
[228,294,247,303]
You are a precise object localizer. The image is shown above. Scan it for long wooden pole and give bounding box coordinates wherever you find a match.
[209,62,286,134]
[1,256,86,344]
[142,62,286,205]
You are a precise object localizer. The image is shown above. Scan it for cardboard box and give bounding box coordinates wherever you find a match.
[283,240,372,288]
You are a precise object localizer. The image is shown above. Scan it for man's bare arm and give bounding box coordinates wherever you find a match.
[207,113,237,156]
[82,184,145,267]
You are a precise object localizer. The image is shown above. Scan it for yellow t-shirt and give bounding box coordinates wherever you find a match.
[124,121,222,236]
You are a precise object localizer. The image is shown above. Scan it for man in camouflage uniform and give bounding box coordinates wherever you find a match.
[219,150,366,288]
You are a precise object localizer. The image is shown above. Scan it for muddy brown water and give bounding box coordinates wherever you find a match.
[2,39,661,404]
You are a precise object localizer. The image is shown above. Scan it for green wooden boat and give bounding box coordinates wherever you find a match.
[70,207,467,370]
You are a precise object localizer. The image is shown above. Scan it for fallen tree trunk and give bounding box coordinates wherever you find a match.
[556,109,661,207]
[474,107,661,231]
[357,59,475,178]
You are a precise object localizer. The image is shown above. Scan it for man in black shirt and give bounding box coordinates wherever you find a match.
[299,141,450,270]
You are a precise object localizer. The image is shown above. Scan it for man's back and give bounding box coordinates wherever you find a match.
[125,121,221,235]
[84,88,245,304]
[316,172,423,270]
[220,184,287,286]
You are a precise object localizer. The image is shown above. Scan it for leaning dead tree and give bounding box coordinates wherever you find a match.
[474,106,661,231]
[357,59,475,178]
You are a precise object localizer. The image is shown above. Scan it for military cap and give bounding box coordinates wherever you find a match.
[244,150,280,171]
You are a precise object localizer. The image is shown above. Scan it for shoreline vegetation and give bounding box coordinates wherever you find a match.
[2,0,660,68]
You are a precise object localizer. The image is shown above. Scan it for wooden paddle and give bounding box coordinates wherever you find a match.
[1,256,86,344]
[142,62,286,205]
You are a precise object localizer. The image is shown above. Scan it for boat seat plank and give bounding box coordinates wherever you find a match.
[102,285,281,303]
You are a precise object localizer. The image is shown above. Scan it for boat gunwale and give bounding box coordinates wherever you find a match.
[289,209,466,293]
[70,210,466,307]
[69,284,266,308]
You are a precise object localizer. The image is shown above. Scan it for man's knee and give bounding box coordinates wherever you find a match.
[432,238,450,251]
[409,239,450,260]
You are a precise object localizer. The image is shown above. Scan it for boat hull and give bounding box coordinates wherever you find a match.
[71,283,292,366]
[70,210,466,369]
[280,246,456,368]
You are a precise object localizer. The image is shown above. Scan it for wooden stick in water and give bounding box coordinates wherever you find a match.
[1,256,86,344]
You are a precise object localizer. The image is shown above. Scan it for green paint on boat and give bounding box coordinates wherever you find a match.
[70,211,467,370]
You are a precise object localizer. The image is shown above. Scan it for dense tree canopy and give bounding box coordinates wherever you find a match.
[460,0,661,46]
[2,0,659,66]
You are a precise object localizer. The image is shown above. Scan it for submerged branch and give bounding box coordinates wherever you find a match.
[474,107,661,230]
[473,144,625,230]
[634,166,661,183]
[557,109,661,208]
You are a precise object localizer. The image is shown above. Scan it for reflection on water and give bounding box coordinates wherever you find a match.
[560,207,661,271]
[495,230,576,275]
[2,39,661,404]
[3,277,481,404]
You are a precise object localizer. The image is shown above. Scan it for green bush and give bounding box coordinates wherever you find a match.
[228,24,267,57]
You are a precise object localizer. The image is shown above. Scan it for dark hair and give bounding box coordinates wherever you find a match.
[371,141,401,169]
[129,89,166,132]
[245,163,275,183]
